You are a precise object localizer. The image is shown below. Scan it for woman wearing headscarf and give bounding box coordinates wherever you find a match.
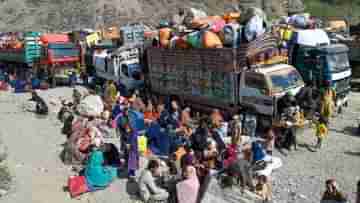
[84,148,117,190]
[177,166,200,203]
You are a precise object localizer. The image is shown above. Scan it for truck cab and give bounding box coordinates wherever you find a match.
[240,64,305,120]
[290,29,351,109]
[94,46,144,94]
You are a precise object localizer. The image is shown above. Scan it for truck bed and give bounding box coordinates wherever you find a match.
[147,34,280,108]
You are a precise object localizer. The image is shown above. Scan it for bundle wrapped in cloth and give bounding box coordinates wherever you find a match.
[77,95,104,117]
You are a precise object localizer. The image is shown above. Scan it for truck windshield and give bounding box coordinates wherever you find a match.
[269,68,304,93]
[327,53,349,72]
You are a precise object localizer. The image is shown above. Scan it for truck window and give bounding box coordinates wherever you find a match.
[327,53,350,72]
[269,68,304,93]
[121,64,129,77]
[245,74,268,95]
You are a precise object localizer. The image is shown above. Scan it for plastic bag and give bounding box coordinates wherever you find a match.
[244,15,265,42]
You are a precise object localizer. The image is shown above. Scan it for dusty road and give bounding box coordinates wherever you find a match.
[0,90,138,203]
[0,89,359,203]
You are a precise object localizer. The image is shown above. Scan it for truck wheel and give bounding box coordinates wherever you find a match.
[338,106,343,114]
[51,78,57,88]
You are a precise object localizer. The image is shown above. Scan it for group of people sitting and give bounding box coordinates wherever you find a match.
[59,78,340,202]
[108,91,282,202]
[59,85,281,202]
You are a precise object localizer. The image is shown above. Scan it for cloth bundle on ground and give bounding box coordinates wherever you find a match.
[77,95,104,117]
[62,118,105,165]
[84,150,117,190]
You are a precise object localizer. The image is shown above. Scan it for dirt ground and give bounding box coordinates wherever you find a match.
[0,88,359,203]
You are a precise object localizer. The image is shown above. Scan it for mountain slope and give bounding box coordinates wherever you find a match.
[0,0,296,31]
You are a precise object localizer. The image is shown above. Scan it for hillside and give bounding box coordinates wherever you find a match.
[0,0,358,31]
[0,0,290,31]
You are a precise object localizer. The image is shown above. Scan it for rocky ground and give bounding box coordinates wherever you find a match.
[0,88,359,203]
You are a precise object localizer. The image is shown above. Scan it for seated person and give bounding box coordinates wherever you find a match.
[138,159,169,202]
[203,141,219,170]
[177,166,200,203]
[84,148,117,191]
[321,179,347,203]
[30,90,48,115]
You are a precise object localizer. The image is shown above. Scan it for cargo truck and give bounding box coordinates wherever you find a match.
[93,45,144,95]
[0,32,42,79]
[289,29,351,112]
[146,34,305,126]
[35,42,81,87]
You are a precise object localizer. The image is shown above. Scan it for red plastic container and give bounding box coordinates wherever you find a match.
[40,34,70,44]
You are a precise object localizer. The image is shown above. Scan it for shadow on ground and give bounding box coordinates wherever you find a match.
[344,151,360,157]
[330,126,360,138]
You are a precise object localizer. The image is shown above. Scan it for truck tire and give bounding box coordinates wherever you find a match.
[338,106,343,114]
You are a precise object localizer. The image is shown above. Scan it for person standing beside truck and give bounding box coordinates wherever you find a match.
[320,87,336,123]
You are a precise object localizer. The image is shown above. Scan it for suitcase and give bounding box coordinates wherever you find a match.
[68,176,89,198]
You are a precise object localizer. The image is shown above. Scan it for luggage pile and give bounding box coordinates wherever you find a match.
[155,7,269,49]
[0,32,26,50]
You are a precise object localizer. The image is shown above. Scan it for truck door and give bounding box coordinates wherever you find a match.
[239,72,275,116]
